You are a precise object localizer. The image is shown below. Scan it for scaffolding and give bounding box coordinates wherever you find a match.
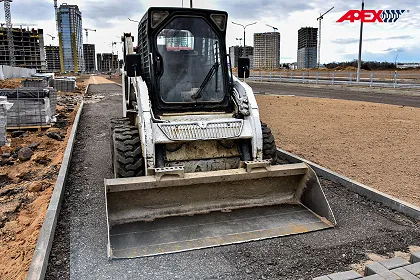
[0,27,46,70]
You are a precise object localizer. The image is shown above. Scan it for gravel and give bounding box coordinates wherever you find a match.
[45,83,419,280]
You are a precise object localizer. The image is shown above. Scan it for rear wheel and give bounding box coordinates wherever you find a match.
[111,124,144,178]
[261,122,278,164]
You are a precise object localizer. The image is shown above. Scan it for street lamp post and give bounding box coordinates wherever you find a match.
[231,21,257,57]
[356,0,364,82]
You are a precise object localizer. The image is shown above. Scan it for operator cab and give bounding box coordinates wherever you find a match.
[128,8,232,114]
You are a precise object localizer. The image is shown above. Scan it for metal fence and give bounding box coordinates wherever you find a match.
[246,71,420,89]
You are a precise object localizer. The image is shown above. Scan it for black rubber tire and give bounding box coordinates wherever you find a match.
[110,117,130,130]
[110,117,130,164]
[112,124,144,178]
[261,122,278,164]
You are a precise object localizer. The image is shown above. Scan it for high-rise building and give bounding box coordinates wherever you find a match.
[83,44,96,72]
[97,53,119,72]
[297,27,318,69]
[229,46,254,69]
[57,4,84,73]
[253,32,280,69]
[0,27,46,70]
[45,45,61,71]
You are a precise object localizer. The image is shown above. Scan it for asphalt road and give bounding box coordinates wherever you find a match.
[248,81,420,108]
[45,83,419,280]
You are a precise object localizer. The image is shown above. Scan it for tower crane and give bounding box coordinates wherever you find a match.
[46,34,56,40]
[84,28,96,43]
[0,0,15,66]
[265,24,278,32]
[317,6,334,68]
[0,22,37,28]
[54,0,59,33]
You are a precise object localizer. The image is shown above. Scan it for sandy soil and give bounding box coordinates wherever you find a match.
[257,95,420,206]
[0,78,23,89]
[89,75,116,84]
[0,78,86,280]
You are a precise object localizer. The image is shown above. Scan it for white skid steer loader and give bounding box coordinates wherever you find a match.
[105,7,336,259]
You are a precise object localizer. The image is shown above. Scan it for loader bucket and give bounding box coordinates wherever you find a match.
[105,162,336,259]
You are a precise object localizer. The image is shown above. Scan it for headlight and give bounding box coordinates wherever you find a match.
[210,14,227,31]
[151,11,169,28]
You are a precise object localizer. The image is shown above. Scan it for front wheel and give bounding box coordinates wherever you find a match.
[112,124,144,178]
[261,122,278,165]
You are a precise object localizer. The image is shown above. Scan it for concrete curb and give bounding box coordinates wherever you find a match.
[26,86,87,280]
[277,148,420,221]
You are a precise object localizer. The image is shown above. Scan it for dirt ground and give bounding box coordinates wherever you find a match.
[0,78,23,89]
[257,95,420,206]
[0,76,87,280]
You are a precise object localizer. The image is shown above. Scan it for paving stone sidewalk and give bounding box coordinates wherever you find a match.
[314,252,420,280]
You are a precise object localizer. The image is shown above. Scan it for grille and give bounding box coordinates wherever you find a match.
[158,120,243,140]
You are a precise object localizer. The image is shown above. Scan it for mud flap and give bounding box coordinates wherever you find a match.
[105,162,336,259]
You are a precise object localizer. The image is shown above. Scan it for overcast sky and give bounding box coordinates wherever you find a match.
[3,0,420,63]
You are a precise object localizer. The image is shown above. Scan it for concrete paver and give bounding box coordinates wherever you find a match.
[380,258,411,270]
[390,268,419,280]
[316,253,420,280]
[328,270,362,280]
[404,263,420,276]
[366,262,390,276]
[411,252,420,264]
[361,275,385,279]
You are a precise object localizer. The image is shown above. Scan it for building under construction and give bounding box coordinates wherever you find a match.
[297,27,318,69]
[253,32,280,69]
[57,4,84,73]
[229,46,254,69]
[0,27,46,70]
[97,53,118,73]
[45,45,61,72]
[83,44,96,72]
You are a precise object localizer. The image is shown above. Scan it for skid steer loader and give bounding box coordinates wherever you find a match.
[105,7,336,259]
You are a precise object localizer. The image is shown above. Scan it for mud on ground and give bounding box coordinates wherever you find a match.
[0,77,85,280]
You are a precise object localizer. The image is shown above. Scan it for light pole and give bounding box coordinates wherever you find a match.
[231,21,257,57]
[356,0,364,82]
[317,6,334,69]
[235,38,243,58]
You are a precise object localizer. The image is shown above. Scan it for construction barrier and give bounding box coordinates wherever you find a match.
[0,65,36,80]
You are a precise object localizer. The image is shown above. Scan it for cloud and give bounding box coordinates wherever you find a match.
[332,35,414,44]
[343,45,420,62]
[4,0,54,22]
[82,0,144,28]
[218,0,314,21]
